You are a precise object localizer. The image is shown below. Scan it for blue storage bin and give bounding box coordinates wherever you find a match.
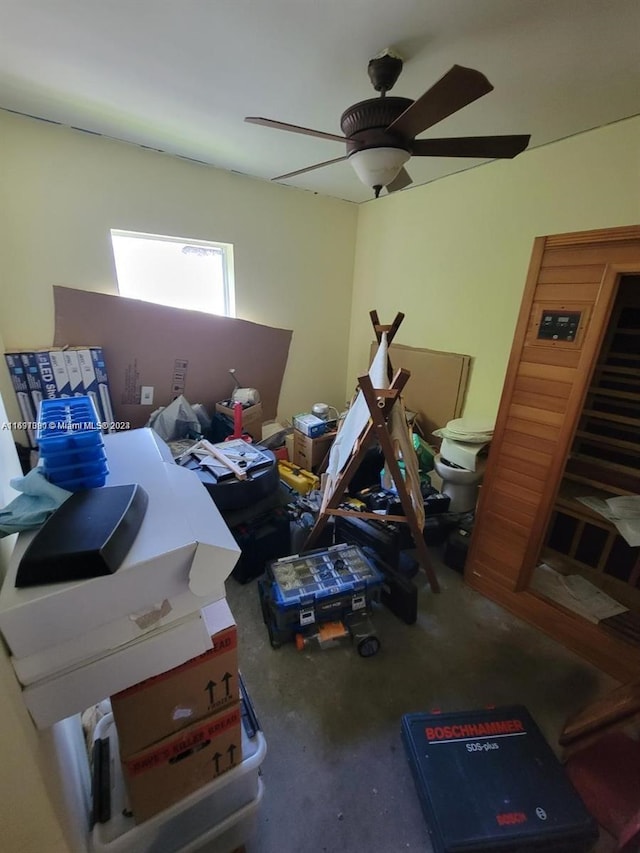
[46,471,110,491]
[42,447,108,473]
[38,396,108,490]
[46,459,109,489]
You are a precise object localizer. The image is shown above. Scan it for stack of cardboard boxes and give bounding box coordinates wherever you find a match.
[110,598,243,821]
[4,346,115,447]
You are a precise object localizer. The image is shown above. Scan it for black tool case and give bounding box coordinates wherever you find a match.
[228,505,291,584]
[401,706,598,853]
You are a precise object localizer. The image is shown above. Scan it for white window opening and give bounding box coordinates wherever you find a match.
[110,230,235,317]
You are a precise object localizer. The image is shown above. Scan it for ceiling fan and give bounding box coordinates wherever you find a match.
[246,50,530,198]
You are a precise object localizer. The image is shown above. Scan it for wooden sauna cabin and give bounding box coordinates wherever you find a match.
[465,224,640,681]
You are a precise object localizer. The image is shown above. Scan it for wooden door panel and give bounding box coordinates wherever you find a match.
[518,362,577,384]
[514,375,573,399]
[520,346,582,368]
[509,404,565,427]
[504,418,561,442]
[511,389,569,413]
[499,452,551,482]
[535,282,601,303]
[498,465,549,495]
[466,225,640,678]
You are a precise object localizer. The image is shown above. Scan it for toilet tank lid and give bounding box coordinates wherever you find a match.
[445,417,494,434]
[434,417,494,444]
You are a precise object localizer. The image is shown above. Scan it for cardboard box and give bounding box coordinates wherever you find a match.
[122,703,242,822]
[215,401,263,440]
[61,349,85,396]
[0,428,240,659]
[293,428,336,471]
[111,598,239,756]
[19,608,214,729]
[73,347,115,427]
[90,346,116,425]
[19,352,45,419]
[34,348,69,399]
[48,349,72,397]
[3,352,37,447]
[293,413,326,438]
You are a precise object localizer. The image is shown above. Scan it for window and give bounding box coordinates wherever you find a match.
[110,230,235,317]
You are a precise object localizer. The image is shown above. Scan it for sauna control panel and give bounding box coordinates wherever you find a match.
[537,310,582,341]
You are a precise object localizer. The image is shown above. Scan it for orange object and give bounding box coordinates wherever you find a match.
[295,621,349,651]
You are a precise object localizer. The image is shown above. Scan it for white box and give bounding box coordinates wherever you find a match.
[19,351,45,420]
[62,349,85,396]
[21,609,214,729]
[3,352,37,447]
[292,413,326,437]
[90,711,266,853]
[0,428,241,659]
[34,349,63,400]
[12,592,233,690]
[48,349,72,397]
[439,437,490,471]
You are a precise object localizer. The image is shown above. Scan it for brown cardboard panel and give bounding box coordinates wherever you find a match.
[111,615,238,758]
[369,342,471,438]
[122,704,242,822]
[53,287,292,428]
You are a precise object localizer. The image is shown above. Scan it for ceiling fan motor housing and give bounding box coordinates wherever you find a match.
[367,53,404,93]
[341,97,413,155]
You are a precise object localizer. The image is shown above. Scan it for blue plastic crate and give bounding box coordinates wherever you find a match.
[38,396,108,489]
[42,447,108,473]
[46,458,109,489]
[268,544,384,610]
[47,470,110,491]
[37,396,103,452]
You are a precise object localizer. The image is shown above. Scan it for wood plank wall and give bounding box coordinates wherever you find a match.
[466,225,640,596]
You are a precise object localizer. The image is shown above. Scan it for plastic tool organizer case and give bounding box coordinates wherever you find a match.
[401,705,598,853]
[258,543,384,650]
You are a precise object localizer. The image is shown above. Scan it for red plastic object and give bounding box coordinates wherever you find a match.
[565,732,640,852]
[224,401,253,442]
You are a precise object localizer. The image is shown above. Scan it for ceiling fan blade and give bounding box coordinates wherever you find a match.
[273,156,349,181]
[245,117,345,143]
[386,168,412,192]
[386,65,494,139]
[412,134,531,159]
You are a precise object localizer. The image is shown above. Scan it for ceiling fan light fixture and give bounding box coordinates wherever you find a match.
[349,147,410,196]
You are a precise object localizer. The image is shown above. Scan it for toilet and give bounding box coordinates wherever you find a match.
[434,453,486,513]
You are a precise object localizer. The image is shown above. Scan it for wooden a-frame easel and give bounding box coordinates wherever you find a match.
[304,311,440,593]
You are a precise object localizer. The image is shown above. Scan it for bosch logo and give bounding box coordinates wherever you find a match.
[536,807,547,821]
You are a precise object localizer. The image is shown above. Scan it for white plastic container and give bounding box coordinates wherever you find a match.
[180,779,263,853]
[90,712,266,853]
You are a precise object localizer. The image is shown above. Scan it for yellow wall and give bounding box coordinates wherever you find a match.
[348,116,640,424]
[0,110,358,427]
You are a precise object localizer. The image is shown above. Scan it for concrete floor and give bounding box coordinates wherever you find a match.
[226,548,619,853]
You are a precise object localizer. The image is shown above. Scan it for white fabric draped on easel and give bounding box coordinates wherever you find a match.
[321,332,425,531]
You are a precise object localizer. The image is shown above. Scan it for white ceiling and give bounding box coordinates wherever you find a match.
[1,0,639,203]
